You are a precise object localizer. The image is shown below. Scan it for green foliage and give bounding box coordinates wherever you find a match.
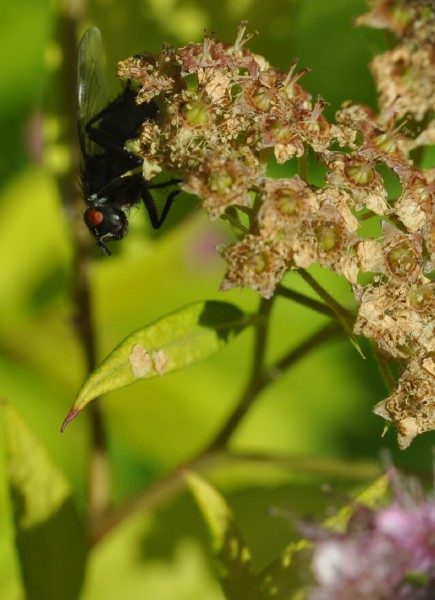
[186,471,391,600]
[63,301,250,428]
[184,470,262,600]
[3,404,87,600]
[183,471,389,600]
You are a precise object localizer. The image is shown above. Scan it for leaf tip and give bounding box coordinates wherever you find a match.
[61,407,80,432]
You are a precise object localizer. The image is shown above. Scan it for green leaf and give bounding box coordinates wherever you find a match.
[184,469,263,600]
[62,301,249,430]
[323,473,390,533]
[3,403,87,600]
[258,539,310,600]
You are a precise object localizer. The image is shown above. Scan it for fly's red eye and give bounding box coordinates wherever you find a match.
[85,209,104,227]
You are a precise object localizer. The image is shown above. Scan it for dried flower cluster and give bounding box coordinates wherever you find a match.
[117,2,434,448]
[352,0,435,449]
[356,0,435,122]
[306,470,435,599]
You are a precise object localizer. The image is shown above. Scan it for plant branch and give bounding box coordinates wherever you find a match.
[271,320,342,375]
[226,449,381,480]
[90,317,343,543]
[276,284,336,318]
[297,269,355,325]
[90,434,378,544]
[207,315,342,452]
[90,450,222,545]
[57,7,111,522]
[371,343,396,394]
[206,296,274,451]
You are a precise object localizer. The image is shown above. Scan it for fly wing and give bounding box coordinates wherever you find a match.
[77,27,110,157]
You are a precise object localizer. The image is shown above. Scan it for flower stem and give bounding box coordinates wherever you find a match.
[90,443,379,544]
[298,269,355,325]
[276,284,336,318]
[371,343,396,394]
[207,312,342,451]
[271,321,342,375]
[206,296,274,450]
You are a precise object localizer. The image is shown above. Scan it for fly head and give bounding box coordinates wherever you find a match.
[84,202,129,256]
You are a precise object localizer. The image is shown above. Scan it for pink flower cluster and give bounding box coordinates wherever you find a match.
[309,487,435,599]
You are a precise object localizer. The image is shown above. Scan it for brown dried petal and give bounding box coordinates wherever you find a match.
[290,232,318,269]
[197,69,233,103]
[353,281,434,359]
[290,210,359,278]
[183,156,256,218]
[261,118,305,163]
[273,139,305,163]
[300,102,332,153]
[339,255,360,285]
[373,357,435,449]
[393,171,434,233]
[325,152,389,215]
[382,222,423,282]
[335,103,376,129]
[355,0,415,37]
[329,123,358,149]
[257,176,317,237]
[370,44,435,121]
[315,187,360,232]
[356,239,386,274]
[117,56,177,102]
[220,235,288,298]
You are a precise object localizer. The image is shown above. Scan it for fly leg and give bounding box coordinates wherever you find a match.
[141,185,180,228]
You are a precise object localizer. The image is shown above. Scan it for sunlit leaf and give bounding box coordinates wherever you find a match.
[3,403,87,600]
[62,301,250,429]
[258,539,310,600]
[323,472,390,533]
[184,469,263,600]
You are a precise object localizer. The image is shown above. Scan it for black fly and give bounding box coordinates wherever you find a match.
[77,27,179,255]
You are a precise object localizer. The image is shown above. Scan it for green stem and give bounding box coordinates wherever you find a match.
[276,284,335,318]
[298,269,355,325]
[221,208,249,234]
[371,343,396,394]
[90,444,379,544]
[206,296,274,450]
[207,318,342,451]
[90,321,343,543]
[226,449,380,480]
[90,450,222,545]
[271,321,342,375]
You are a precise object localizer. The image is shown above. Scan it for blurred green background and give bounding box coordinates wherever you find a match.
[1,0,433,598]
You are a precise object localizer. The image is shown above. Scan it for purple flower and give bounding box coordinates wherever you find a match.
[308,489,435,598]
